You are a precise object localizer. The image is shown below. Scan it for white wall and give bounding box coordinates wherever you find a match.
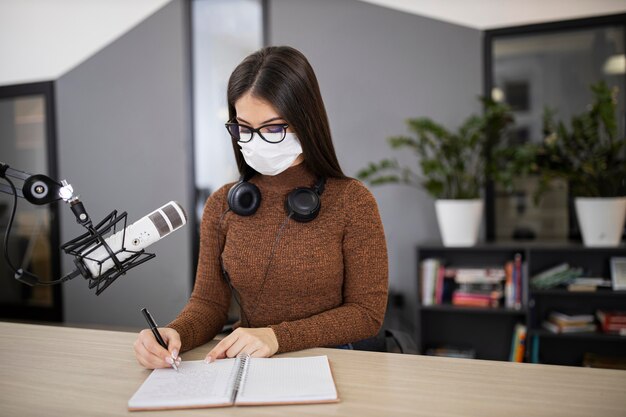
[56,0,192,328]
[0,0,171,86]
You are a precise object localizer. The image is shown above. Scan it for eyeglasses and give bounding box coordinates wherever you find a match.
[225,121,289,143]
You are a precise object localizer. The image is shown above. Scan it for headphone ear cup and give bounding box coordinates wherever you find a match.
[228,181,261,216]
[285,188,321,222]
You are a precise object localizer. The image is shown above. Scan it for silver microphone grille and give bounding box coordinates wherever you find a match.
[163,202,186,230]
[148,211,170,237]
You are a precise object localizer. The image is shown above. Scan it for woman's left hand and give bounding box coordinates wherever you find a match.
[205,327,279,362]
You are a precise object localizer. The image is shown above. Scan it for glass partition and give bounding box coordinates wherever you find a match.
[484,15,626,241]
[0,82,62,320]
[191,0,264,321]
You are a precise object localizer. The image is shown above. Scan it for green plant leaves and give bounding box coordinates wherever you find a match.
[539,81,626,197]
[358,97,515,199]
[358,81,626,200]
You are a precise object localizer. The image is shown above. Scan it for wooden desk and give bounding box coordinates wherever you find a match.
[1,322,625,417]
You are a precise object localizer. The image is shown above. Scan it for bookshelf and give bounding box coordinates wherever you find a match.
[531,329,626,342]
[420,305,527,315]
[531,289,626,298]
[416,242,626,366]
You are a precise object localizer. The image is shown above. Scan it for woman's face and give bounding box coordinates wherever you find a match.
[234,92,303,166]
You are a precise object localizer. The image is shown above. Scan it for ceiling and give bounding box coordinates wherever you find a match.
[0,0,170,86]
[357,0,626,30]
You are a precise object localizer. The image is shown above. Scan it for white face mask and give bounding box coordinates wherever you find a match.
[238,133,303,176]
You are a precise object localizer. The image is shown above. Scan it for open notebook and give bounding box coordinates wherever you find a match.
[128,355,339,411]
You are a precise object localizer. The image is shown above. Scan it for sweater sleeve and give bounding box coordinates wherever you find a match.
[269,180,389,353]
[167,185,232,352]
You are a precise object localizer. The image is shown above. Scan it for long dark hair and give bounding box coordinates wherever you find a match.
[227,46,345,179]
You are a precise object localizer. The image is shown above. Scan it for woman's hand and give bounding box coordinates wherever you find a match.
[205,327,278,362]
[133,327,182,369]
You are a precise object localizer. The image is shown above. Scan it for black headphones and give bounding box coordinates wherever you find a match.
[227,172,326,222]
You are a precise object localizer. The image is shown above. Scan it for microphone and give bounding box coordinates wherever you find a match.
[11,200,188,295]
[76,201,187,280]
[1,162,189,294]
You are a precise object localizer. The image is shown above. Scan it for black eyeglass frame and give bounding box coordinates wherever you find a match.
[224,121,290,144]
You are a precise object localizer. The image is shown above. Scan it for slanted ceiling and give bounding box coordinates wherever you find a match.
[358,0,626,29]
[0,0,171,86]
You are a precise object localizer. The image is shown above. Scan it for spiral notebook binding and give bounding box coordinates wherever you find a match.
[230,353,251,404]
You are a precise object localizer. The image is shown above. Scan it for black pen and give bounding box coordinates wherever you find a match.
[141,307,179,371]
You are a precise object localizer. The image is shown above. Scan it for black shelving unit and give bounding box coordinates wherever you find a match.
[417,243,529,361]
[532,289,626,298]
[531,329,626,342]
[421,305,527,315]
[417,242,626,366]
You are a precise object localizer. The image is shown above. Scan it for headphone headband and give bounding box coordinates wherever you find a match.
[313,176,326,196]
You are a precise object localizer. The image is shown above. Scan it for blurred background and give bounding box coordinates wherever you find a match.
[1,0,625,367]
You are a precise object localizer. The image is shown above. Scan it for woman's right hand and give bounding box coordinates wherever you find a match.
[133,327,182,369]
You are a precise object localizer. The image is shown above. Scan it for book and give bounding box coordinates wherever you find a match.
[542,320,597,334]
[571,277,612,287]
[421,259,440,306]
[544,311,596,333]
[522,261,529,308]
[509,323,526,362]
[530,263,584,290]
[435,265,445,304]
[505,261,514,308]
[515,327,526,362]
[457,282,504,293]
[513,254,523,309]
[596,310,626,333]
[549,311,594,325]
[530,334,540,364]
[453,268,506,284]
[452,291,502,308]
[128,355,338,411]
[441,272,456,304]
[531,263,569,283]
[566,284,598,292]
[425,346,476,359]
[567,278,612,292]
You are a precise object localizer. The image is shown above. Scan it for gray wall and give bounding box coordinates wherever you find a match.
[269,0,482,329]
[56,0,193,328]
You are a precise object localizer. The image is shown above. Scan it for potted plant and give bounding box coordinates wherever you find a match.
[357,98,514,246]
[536,81,626,247]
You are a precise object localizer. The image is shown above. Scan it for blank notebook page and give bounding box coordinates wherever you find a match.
[236,355,338,404]
[128,359,236,409]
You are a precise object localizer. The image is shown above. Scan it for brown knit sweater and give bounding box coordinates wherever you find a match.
[168,162,388,353]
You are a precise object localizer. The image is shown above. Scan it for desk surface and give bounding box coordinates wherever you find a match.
[1,322,625,417]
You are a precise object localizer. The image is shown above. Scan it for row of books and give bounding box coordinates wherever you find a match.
[542,310,626,335]
[420,255,525,309]
[453,266,506,308]
[542,311,597,334]
[530,263,583,290]
[530,263,613,292]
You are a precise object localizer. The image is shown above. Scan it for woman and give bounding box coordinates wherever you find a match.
[133,46,388,370]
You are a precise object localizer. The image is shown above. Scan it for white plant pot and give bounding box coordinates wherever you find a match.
[435,199,483,247]
[575,197,626,247]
